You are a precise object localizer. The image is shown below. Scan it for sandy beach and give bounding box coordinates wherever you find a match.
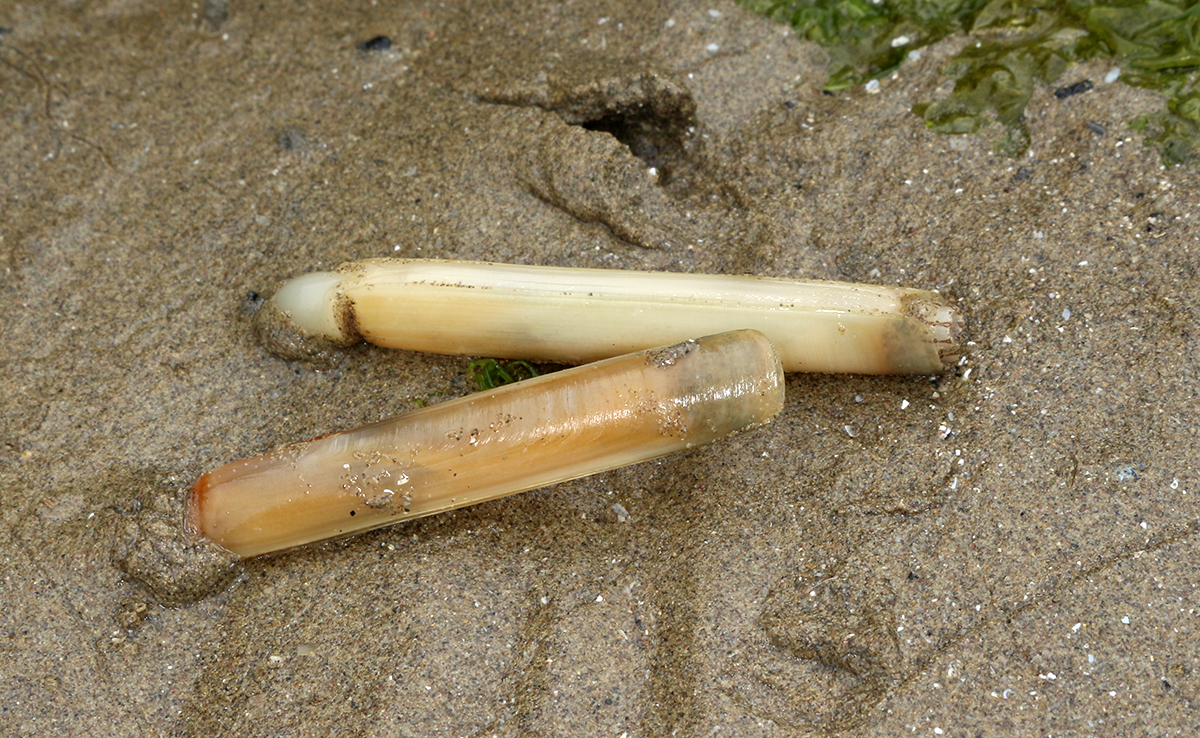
[2,0,1198,735]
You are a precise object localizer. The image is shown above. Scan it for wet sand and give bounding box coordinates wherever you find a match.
[2,0,1198,735]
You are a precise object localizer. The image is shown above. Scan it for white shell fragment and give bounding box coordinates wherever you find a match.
[256,258,963,375]
[188,330,784,558]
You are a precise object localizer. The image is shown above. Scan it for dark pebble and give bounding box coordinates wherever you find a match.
[1054,80,1094,100]
[357,35,392,52]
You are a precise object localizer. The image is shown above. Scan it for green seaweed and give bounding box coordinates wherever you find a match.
[740,0,991,89]
[467,358,541,391]
[740,0,1200,163]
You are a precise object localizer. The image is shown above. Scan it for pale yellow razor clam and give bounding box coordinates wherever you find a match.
[188,330,784,558]
[257,258,962,375]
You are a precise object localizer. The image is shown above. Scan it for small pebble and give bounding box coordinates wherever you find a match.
[357,35,392,52]
[1054,79,1093,99]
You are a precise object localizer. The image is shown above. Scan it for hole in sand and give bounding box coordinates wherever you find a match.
[580,109,688,185]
